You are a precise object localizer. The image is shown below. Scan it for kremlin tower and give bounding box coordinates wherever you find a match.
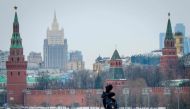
[109,49,124,79]
[160,13,178,79]
[6,7,27,105]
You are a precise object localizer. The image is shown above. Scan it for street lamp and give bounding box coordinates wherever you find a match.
[142,88,152,109]
[122,88,129,109]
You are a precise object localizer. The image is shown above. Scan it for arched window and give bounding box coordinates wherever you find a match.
[12,58,14,62]
[11,72,13,76]
[18,72,20,76]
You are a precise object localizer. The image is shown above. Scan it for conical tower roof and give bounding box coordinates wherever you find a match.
[165,13,174,40]
[111,49,121,60]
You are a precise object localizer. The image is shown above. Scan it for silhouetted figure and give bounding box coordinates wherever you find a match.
[101,84,118,109]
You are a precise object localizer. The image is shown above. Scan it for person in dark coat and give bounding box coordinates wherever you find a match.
[101,84,118,109]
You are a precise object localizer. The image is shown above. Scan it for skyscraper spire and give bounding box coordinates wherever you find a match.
[52,10,59,30]
[11,6,22,48]
[165,12,173,40]
[54,10,57,23]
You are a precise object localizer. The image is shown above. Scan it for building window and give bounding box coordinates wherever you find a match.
[11,72,13,76]
[12,58,14,62]
[18,72,20,76]
[17,57,19,62]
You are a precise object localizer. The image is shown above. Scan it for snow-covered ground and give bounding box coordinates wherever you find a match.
[5,107,166,109]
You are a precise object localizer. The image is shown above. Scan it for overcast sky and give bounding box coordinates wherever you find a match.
[0,0,190,69]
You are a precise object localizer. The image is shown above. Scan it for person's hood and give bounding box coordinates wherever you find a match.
[101,92,115,98]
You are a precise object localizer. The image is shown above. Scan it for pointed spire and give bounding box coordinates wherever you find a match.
[165,12,174,40]
[53,10,57,23]
[14,6,18,24]
[11,6,22,48]
[52,10,59,30]
[111,49,121,60]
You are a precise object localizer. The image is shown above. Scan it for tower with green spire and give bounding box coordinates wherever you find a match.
[6,6,27,105]
[160,13,178,79]
[109,49,124,79]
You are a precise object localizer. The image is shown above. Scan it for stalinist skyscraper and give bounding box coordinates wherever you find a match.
[44,12,68,71]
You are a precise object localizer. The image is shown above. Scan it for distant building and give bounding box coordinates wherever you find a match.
[160,13,178,79]
[44,12,68,71]
[67,61,84,71]
[67,51,85,71]
[159,33,165,49]
[174,32,184,56]
[175,23,185,36]
[184,37,190,55]
[131,53,160,66]
[93,56,110,73]
[69,51,83,61]
[27,52,42,69]
[0,50,9,69]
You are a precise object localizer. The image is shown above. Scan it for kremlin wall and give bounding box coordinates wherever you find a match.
[23,86,190,106]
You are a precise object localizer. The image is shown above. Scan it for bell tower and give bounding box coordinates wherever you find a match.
[6,6,27,105]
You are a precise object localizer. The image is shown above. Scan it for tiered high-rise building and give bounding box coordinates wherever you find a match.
[6,7,27,105]
[44,12,68,71]
[160,13,178,78]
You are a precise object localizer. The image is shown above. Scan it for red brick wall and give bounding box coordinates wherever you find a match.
[23,87,190,107]
[24,89,103,107]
